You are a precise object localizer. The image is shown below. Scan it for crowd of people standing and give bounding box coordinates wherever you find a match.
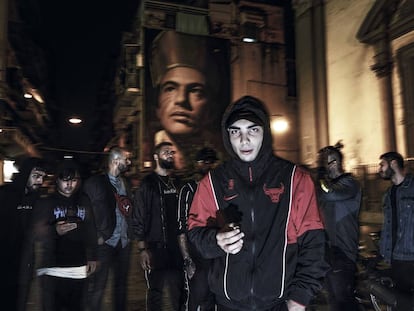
[1,95,414,311]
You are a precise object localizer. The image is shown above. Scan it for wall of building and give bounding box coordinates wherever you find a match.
[294,0,329,167]
[294,0,412,170]
[325,0,382,168]
[231,42,299,162]
[135,1,298,167]
[392,30,414,158]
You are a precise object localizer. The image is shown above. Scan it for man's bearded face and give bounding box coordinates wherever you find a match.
[159,158,175,170]
[378,159,394,180]
[26,168,46,193]
[158,147,176,170]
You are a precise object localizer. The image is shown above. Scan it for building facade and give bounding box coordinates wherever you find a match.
[114,0,298,170]
[294,0,414,169]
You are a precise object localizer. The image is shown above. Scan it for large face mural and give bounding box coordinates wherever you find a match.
[144,29,230,170]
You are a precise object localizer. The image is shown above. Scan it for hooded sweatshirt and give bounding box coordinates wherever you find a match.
[0,157,45,309]
[188,96,328,310]
[0,157,45,255]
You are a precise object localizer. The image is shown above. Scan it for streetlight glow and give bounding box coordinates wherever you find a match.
[68,117,82,124]
[271,116,289,134]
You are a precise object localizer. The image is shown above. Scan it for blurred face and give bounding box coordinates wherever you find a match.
[378,158,394,180]
[157,146,176,170]
[26,168,46,193]
[57,175,80,197]
[325,154,339,179]
[195,160,216,176]
[157,67,209,136]
[116,151,132,173]
[228,119,263,162]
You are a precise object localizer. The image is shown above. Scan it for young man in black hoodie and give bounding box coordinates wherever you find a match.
[34,159,97,311]
[188,96,328,311]
[0,157,46,310]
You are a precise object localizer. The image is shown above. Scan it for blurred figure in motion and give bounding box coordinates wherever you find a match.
[83,147,134,311]
[378,151,414,308]
[0,157,46,310]
[178,147,218,310]
[188,96,328,311]
[34,159,97,311]
[317,142,362,311]
[132,142,185,310]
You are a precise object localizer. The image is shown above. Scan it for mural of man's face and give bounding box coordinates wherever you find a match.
[156,67,209,137]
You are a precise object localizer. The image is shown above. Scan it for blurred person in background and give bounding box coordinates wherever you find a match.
[0,157,46,310]
[83,147,134,311]
[317,143,362,311]
[178,147,218,310]
[34,159,97,311]
[378,151,414,309]
[132,142,185,310]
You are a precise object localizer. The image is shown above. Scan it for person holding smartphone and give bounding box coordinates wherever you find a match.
[33,160,97,311]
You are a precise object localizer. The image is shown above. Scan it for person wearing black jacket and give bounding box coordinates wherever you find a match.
[0,157,46,310]
[34,159,97,311]
[188,96,328,311]
[83,147,133,311]
[178,147,218,310]
[132,142,185,310]
[317,143,362,311]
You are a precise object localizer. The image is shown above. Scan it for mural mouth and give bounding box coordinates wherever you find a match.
[170,111,193,123]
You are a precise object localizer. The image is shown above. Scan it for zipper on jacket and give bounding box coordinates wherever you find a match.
[250,188,256,307]
[158,182,167,246]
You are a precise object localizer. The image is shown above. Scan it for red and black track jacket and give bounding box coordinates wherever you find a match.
[187,96,328,310]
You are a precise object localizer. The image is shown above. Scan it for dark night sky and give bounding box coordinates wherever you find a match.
[25,1,140,152]
[15,0,293,165]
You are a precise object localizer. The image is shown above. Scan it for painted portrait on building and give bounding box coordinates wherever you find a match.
[144,29,230,170]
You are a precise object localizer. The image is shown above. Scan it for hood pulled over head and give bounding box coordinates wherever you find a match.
[222,96,273,162]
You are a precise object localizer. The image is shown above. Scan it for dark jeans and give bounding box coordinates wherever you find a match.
[186,262,215,311]
[144,247,185,310]
[217,302,287,311]
[41,275,86,311]
[391,260,414,310]
[145,268,185,311]
[17,242,35,311]
[325,248,358,311]
[87,242,131,311]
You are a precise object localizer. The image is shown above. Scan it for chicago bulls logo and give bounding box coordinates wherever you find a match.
[263,183,285,203]
[228,179,235,190]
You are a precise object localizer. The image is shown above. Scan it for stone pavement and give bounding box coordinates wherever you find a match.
[25,243,147,311]
[24,225,382,311]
